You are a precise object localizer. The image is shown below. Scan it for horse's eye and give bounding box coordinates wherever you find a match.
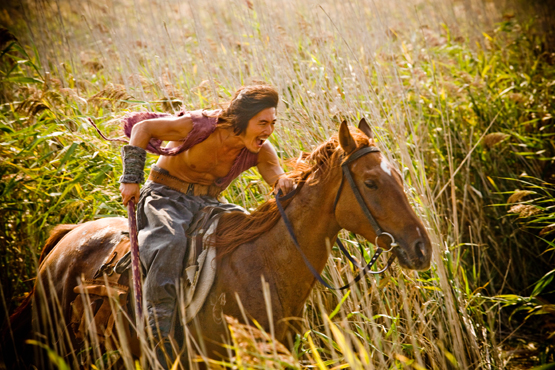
[365,180,377,189]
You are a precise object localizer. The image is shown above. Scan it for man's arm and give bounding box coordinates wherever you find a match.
[257,142,295,195]
[120,115,194,205]
[129,114,194,148]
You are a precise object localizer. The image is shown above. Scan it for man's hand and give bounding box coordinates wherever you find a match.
[120,183,141,206]
[274,176,295,196]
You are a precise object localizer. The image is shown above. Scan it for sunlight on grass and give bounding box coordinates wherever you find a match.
[1,0,554,368]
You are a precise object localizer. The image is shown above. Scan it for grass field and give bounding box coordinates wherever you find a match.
[1,0,554,368]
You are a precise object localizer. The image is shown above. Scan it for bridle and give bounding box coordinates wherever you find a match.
[275,145,397,290]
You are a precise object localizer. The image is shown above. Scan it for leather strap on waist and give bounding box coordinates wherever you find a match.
[148,168,222,198]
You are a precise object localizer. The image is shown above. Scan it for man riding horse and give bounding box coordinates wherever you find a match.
[3,84,433,369]
[118,85,294,361]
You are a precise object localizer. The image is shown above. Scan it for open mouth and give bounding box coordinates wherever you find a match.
[256,137,266,147]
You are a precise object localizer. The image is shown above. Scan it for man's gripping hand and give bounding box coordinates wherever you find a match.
[120,183,141,206]
[274,176,295,196]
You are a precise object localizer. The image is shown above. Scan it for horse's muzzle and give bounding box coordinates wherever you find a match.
[394,238,432,271]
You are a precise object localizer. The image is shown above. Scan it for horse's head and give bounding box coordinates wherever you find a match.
[332,120,432,271]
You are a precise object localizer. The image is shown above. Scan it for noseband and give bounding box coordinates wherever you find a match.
[275,145,397,291]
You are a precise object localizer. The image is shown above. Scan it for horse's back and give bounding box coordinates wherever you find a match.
[37,217,129,316]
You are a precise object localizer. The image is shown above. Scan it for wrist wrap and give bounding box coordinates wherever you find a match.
[119,145,147,183]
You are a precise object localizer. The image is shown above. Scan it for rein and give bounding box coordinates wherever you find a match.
[275,145,396,291]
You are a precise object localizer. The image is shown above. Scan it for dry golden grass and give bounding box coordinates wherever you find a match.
[1,0,554,368]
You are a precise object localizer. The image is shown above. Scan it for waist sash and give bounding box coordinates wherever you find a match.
[148,167,222,198]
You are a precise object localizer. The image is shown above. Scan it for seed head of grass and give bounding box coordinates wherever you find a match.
[225,315,299,368]
[483,132,509,148]
[508,92,525,104]
[88,83,132,108]
[539,224,555,236]
[507,190,535,203]
[508,204,542,217]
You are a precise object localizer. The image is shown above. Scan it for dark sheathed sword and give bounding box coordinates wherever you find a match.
[127,199,143,320]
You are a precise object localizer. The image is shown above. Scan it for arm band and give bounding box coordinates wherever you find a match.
[119,145,147,183]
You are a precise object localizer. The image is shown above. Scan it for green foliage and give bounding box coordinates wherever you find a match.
[377,12,555,298]
[0,45,126,315]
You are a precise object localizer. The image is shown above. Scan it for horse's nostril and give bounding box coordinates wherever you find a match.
[414,240,426,260]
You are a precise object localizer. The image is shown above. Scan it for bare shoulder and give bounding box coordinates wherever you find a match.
[257,141,279,168]
[144,113,194,141]
[257,141,279,163]
[256,141,284,184]
[171,113,194,129]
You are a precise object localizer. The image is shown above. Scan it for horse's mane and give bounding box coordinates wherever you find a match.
[214,128,372,258]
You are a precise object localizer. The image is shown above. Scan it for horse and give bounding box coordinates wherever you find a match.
[3,119,432,368]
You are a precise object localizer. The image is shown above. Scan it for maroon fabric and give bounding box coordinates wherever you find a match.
[121,109,258,189]
[122,109,218,156]
[215,147,259,188]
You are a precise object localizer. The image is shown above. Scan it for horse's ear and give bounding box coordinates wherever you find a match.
[358,118,373,139]
[339,120,357,154]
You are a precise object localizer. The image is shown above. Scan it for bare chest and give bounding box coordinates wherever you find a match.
[156,134,241,184]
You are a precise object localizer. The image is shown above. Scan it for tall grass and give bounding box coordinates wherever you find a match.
[1,0,554,368]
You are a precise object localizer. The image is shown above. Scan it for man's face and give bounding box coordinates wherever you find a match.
[241,107,276,153]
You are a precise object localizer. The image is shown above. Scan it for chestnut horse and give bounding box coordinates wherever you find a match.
[4,120,432,368]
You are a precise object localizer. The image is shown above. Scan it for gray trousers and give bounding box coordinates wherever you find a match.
[137,176,227,338]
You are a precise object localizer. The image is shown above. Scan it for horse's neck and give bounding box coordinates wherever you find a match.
[257,174,342,312]
[285,181,342,264]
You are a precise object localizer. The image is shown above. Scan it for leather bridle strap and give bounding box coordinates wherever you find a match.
[275,190,395,290]
[334,146,400,253]
[334,146,382,235]
[275,145,400,290]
